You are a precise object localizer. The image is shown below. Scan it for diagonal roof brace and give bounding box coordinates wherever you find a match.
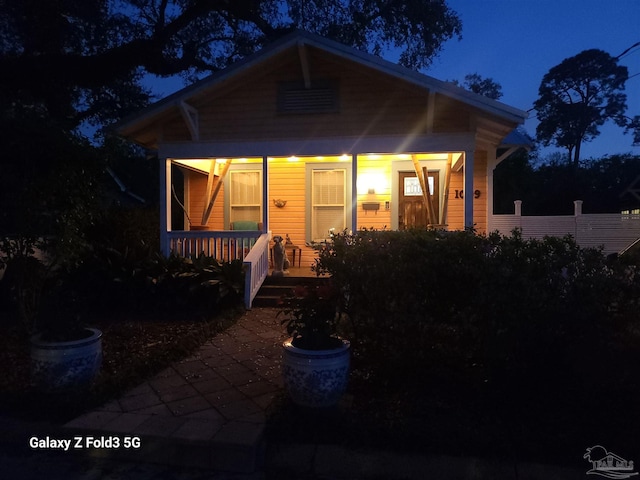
[412,155,437,226]
[297,40,312,88]
[201,158,232,225]
[496,146,519,164]
[179,101,199,141]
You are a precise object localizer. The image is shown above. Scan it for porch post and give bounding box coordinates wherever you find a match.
[352,153,358,232]
[160,157,172,256]
[464,150,474,230]
[262,155,269,232]
[486,148,497,232]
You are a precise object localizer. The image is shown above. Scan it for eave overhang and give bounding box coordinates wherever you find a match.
[117,30,528,149]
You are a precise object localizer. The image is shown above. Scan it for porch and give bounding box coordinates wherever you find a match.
[167,229,319,309]
[163,149,480,311]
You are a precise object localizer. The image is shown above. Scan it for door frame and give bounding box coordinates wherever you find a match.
[391,159,447,230]
[398,170,440,229]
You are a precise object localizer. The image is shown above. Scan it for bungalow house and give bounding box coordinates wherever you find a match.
[117,30,528,307]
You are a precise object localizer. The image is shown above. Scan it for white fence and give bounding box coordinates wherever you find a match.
[489,201,640,255]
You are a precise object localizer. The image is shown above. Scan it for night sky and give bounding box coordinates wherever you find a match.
[144,0,640,160]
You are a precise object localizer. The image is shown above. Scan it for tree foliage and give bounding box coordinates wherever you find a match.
[493,153,640,215]
[452,73,503,100]
[533,49,628,165]
[0,0,462,239]
[0,0,462,129]
[627,115,640,146]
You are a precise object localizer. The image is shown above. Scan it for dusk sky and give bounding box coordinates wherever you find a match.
[146,0,640,161]
[425,0,640,160]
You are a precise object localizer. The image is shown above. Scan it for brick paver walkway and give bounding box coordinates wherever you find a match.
[64,308,286,473]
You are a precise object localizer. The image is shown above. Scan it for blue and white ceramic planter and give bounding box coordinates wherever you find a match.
[30,328,103,391]
[282,338,350,407]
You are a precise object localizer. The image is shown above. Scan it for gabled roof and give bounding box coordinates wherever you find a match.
[118,29,527,140]
[500,128,534,149]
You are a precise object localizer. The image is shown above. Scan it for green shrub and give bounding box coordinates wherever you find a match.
[314,228,638,389]
[314,228,487,382]
[71,247,244,319]
[66,206,244,318]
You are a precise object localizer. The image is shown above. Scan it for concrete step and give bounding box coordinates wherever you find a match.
[252,275,330,308]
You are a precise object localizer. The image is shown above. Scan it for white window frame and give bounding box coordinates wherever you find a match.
[306,164,350,242]
[225,167,263,227]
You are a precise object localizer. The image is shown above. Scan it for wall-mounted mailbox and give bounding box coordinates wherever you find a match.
[362,202,380,214]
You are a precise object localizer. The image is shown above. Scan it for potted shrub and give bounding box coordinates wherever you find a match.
[278,282,350,407]
[29,270,103,392]
[0,237,102,392]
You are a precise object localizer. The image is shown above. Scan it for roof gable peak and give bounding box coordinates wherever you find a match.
[117,30,526,137]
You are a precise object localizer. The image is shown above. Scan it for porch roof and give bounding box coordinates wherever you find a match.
[117,30,528,148]
[500,128,534,149]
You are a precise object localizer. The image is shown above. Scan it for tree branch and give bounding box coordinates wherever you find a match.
[1,1,280,92]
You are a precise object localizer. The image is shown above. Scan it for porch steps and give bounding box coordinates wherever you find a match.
[251,275,328,308]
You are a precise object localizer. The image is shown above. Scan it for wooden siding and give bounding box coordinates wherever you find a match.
[446,151,488,232]
[160,47,476,144]
[185,170,224,230]
[433,95,472,133]
[267,160,317,269]
[356,157,392,230]
[183,153,490,266]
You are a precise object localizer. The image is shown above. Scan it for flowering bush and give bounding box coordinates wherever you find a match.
[278,282,344,350]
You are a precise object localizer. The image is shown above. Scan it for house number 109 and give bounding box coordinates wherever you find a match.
[454,190,481,199]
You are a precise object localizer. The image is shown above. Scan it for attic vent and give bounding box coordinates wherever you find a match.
[278,81,338,114]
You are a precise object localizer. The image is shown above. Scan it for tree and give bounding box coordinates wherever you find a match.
[627,116,640,145]
[533,49,628,166]
[492,148,536,214]
[0,109,104,241]
[452,73,503,100]
[494,152,640,216]
[0,0,462,130]
[0,0,463,241]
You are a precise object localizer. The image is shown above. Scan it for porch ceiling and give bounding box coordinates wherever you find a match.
[172,157,262,174]
[171,152,463,166]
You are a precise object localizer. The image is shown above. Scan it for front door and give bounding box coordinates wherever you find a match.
[398,171,439,230]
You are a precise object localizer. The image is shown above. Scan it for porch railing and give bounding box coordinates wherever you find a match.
[242,233,271,309]
[490,200,640,255]
[166,230,263,260]
[165,230,270,309]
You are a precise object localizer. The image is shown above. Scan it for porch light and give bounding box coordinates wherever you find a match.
[287,156,300,162]
[339,154,350,161]
[357,172,387,195]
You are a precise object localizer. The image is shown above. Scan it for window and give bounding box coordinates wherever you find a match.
[310,168,346,241]
[229,170,262,223]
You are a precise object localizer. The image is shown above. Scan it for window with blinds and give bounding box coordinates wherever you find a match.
[229,170,262,222]
[311,169,346,241]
